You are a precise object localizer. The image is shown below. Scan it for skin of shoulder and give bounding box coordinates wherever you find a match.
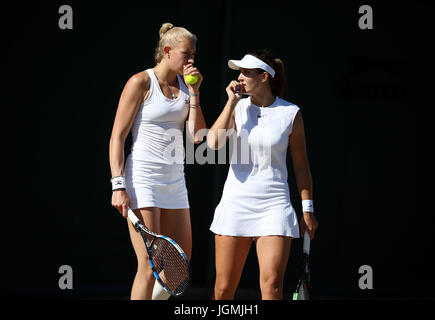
[126,70,151,102]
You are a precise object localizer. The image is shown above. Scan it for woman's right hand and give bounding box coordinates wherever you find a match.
[111,190,131,218]
[226,80,244,104]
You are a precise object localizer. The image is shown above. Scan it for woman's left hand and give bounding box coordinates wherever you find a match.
[300,212,318,240]
[183,64,203,91]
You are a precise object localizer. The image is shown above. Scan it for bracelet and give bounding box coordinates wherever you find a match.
[302,200,314,213]
[189,92,198,97]
[111,175,126,191]
[190,105,200,109]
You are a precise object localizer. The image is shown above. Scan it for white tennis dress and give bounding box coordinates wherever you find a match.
[124,69,190,209]
[210,96,301,237]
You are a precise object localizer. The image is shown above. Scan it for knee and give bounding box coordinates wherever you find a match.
[260,274,283,298]
[136,262,154,280]
[214,278,236,300]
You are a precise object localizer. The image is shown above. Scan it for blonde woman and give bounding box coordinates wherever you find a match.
[208,50,318,300]
[109,23,206,300]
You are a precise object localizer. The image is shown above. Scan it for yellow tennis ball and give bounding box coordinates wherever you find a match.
[184,74,198,85]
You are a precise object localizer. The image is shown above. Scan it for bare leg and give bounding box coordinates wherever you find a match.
[127,207,161,300]
[213,235,252,300]
[160,208,192,260]
[147,208,192,299]
[256,236,292,300]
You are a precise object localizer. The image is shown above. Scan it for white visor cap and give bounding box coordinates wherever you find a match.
[228,54,275,78]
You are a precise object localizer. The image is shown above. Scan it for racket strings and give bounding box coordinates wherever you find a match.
[151,238,191,295]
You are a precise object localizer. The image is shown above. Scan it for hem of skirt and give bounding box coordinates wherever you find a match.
[131,201,190,210]
[209,228,299,238]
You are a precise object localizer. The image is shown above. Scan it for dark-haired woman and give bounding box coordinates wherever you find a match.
[207,50,318,300]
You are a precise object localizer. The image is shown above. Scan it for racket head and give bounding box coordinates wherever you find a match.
[127,208,192,297]
[301,253,311,297]
[149,236,192,297]
[293,261,311,300]
[293,234,312,300]
[293,280,310,300]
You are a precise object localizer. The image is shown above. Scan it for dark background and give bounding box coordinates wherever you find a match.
[4,1,434,299]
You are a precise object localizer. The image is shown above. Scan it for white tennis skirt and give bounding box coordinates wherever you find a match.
[210,181,300,238]
[124,155,189,210]
[210,201,299,237]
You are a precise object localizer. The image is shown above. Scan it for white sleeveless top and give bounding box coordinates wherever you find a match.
[124,69,190,210]
[210,96,301,237]
[129,69,190,164]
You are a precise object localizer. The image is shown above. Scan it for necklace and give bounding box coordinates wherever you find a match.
[166,83,177,99]
[154,70,177,99]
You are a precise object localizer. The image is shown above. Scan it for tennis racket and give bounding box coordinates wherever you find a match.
[127,208,192,297]
[293,231,311,300]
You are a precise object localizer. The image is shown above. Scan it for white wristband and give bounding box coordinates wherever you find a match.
[111,176,126,191]
[302,200,314,213]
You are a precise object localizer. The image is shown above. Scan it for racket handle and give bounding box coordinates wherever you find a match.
[127,208,140,226]
[303,231,310,254]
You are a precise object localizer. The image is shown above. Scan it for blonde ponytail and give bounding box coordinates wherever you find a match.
[159,23,174,39]
[154,22,197,64]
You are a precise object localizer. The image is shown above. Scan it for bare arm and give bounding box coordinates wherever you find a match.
[183,64,207,144]
[289,111,318,239]
[186,91,207,144]
[206,81,241,150]
[109,72,149,217]
[289,111,312,200]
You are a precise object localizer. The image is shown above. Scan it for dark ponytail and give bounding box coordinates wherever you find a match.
[247,50,286,98]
